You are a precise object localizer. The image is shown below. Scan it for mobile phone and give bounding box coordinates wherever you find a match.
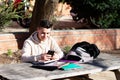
[47,50,55,56]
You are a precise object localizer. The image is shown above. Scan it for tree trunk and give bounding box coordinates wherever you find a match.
[29,0,59,34]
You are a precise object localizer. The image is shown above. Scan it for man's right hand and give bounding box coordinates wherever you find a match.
[40,53,52,61]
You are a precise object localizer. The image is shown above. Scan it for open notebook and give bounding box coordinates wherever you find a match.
[31,60,83,71]
[32,60,57,65]
[32,60,65,71]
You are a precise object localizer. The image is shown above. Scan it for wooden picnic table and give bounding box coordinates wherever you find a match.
[0,53,120,80]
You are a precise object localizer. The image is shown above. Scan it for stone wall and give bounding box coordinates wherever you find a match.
[0,29,120,54]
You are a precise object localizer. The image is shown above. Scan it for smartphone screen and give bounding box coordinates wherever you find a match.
[47,50,55,56]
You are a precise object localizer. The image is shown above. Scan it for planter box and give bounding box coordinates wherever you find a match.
[0,29,120,54]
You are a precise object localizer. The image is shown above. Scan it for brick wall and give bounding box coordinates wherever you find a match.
[0,29,120,54]
[52,29,117,50]
[0,32,29,54]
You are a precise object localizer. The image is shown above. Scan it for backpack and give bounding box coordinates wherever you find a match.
[65,41,100,63]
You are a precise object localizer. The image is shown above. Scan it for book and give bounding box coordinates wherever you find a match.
[31,60,83,71]
[31,61,58,71]
[59,63,83,70]
[33,60,57,65]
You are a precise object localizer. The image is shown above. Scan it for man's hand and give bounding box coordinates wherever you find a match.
[41,53,52,61]
[51,53,59,60]
[40,53,59,61]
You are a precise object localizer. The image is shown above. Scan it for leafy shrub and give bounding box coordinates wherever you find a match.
[63,0,120,28]
[0,3,20,30]
[0,0,31,30]
[87,0,120,28]
[62,46,71,54]
[7,49,13,57]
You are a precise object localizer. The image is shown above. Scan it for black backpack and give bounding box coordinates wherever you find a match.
[65,41,100,63]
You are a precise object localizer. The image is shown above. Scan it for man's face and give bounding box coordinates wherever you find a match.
[37,27,51,41]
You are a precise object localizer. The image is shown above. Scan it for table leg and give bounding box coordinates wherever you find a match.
[112,69,120,80]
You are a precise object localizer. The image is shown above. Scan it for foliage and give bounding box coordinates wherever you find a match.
[0,0,32,30]
[87,0,120,28]
[0,50,22,64]
[7,49,13,57]
[62,46,71,54]
[0,3,20,29]
[64,0,120,28]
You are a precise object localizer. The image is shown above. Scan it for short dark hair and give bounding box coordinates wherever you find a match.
[38,20,53,28]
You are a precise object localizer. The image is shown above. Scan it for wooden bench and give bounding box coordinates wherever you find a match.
[0,53,120,80]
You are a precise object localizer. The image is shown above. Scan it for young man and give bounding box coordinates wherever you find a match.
[21,20,64,62]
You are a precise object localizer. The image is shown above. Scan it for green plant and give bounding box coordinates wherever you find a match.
[63,46,71,54]
[7,49,13,57]
[65,0,120,28]
[0,3,20,30]
[87,0,120,28]
[0,0,32,30]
